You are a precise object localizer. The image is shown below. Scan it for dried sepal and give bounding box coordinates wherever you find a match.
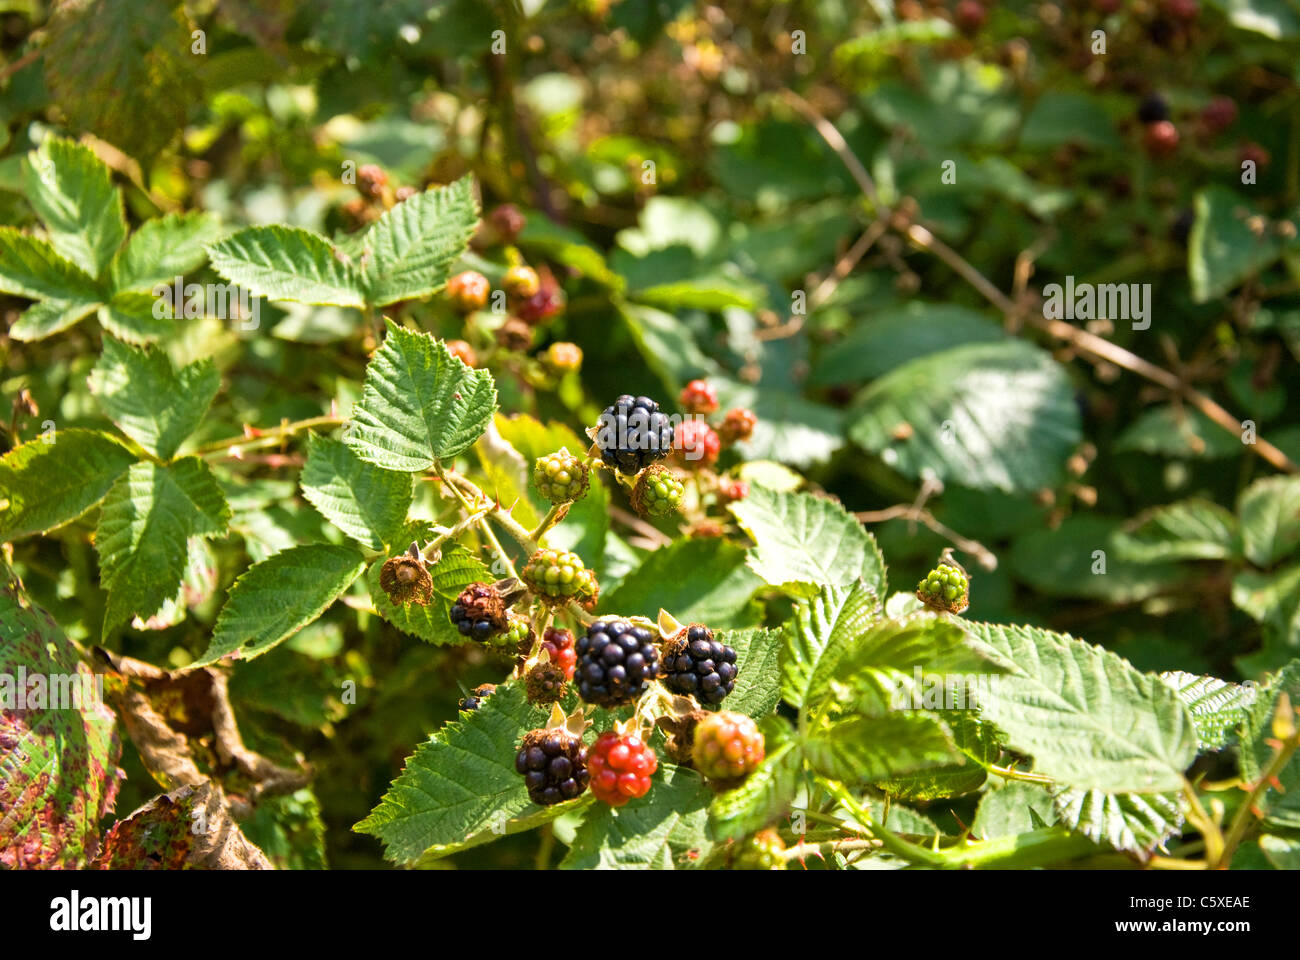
[658,608,685,639]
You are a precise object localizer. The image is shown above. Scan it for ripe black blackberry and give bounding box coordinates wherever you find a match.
[515,728,589,805]
[458,683,496,712]
[1137,94,1169,125]
[662,624,738,706]
[576,620,659,707]
[595,395,674,475]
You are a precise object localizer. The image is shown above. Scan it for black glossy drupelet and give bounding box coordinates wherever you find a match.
[662,625,738,706]
[575,620,659,706]
[595,395,674,475]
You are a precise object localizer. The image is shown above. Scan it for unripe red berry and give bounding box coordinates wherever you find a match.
[445,339,478,368]
[679,379,719,415]
[488,204,526,243]
[357,164,388,200]
[446,271,490,312]
[718,407,757,445]
[588,731,658,806]
[540,627,577,679]
[1164,0,1198,20]
[1239,142,1271,170]
[1199,96,1237,136]
[693,711,764,782]
[515,270,564,324]
[717,478,749,503]
[674,419,721,468]
[1144,121,1180,158]
[954,0,986,34]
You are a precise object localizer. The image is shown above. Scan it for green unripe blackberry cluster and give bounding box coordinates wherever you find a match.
[521,547,599,605]
[631,464,684,519]
[916,562,970,614]
[533,448,589,504]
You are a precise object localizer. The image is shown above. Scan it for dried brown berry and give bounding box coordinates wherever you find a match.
[496,317,533,352]
[525,659,569,706]
[379,545,433,606]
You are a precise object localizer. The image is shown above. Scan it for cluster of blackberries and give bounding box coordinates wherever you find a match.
[595,395,674,475]
[575,620,659,706]
[661,625,738,706]
[515,729,589,806]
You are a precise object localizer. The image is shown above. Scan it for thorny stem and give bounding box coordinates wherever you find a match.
[435,464,521,580]
[782,86,1299,476]
[779,838,883,862]
[528,503,566,542]
[424,506,492,556]
[1214,727,1300,869]
[987,763,1054,785]
[196,415,344,457]
[1182,779,1225,867]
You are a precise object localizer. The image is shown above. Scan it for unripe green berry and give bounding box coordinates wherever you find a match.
[522,547,599,605]
[533,448,589,504]
[916,561,970,614]
[630,464,684,519]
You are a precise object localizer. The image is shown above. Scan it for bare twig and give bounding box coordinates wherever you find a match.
[784,87,1299,476]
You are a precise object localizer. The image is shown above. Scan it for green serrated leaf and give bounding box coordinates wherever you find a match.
[1159,671,1257,751]
[1113,499,1241,563]
[0,556,121,867]
[355,682,569,865]
[95,458,230,635]
[1238,476,1300,568]
[962,621,1199,793]
[1189,187,1287,303]
[9,297,102,341]
[802,714,961,784]
[0,227,102,304]
[300,432,413,550]
[89,336,220,460]
[22,136,126,278]
[43,0,201,160]
[0,429,138,541]
[193,543,365,667]
[599,537,763,629]
[1051,787,1183,854]
[346,320,498,471]
[972,780,1058,839]
[361,176,479,305]
[110,211,225,292]
[784,580,879,710]
[207,225,366,307]
[721,627,783,718]
[1239,659,1300,829]
[560,763,714,869]
[729,485,887,599]
[96,290,174,343]
[848,340,1081,493]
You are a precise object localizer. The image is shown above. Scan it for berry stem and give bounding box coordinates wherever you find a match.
[195,415,345,458]
[564,600,595,626]
[528,503,565,542]
[1212,720,1299,869]
[425,505,493,555]
[435,464,521,579]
